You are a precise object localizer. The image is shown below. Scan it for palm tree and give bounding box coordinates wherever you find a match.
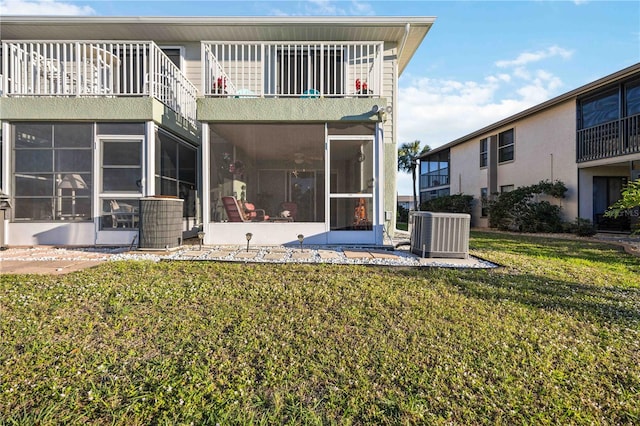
[398,140,430,211]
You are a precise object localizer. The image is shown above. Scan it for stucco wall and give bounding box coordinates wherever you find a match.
[0,97,199,143]
[449,99,579,225]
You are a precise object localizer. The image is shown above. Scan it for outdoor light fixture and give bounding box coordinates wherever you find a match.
[245,232,253,252]
[197,231,205,250]
[297,234,304,252]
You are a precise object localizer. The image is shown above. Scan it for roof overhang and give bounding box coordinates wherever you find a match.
[420,61,640,158]
[0,16,435,75]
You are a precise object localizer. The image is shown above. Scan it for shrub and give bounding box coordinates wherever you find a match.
[488,180,567,233]
[604,178,640,234]
[397,204,409,223]
[568,217,597,237]
[420,194,474,214]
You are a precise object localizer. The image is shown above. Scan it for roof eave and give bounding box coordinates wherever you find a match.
[420,61,640,158]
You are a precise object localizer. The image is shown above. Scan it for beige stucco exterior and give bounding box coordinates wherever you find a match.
[422,63,640,230]
[450,100,578,226]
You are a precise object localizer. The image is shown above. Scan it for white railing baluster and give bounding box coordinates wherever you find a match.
[202,41,382,98]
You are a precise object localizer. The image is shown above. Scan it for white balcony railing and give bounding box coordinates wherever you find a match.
[1,41,198,126]
[202,41,384,98]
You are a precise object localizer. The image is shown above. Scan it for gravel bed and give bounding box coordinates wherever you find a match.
[0,245,496,268]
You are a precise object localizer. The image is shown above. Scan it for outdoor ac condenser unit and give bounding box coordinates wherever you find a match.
[139,197,184,250]
[410,212,471,259]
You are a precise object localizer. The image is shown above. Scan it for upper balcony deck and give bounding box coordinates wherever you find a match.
[201,41,384,99]
[577,114,640,163]
[0,41,198,126]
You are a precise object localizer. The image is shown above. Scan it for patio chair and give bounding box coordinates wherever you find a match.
[222,196,269,222]
[280,201,298,221]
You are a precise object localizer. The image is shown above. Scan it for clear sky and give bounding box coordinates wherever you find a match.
[2,0,639,195]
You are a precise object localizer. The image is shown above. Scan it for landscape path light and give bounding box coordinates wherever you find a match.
[245,232,253,252]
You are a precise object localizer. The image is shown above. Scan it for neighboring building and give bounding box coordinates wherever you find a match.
[397,195,417,211]
[419,63,640,231]
[0,16,435,246]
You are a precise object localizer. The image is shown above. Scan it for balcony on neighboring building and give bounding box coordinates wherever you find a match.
[577,114,640,163]
[1,41,198,126]
[202,41,384,98]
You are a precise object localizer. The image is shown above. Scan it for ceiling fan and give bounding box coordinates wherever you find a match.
[293,152,323,165]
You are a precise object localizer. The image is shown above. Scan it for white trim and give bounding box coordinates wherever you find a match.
[158,45,185,72]
[201,123,211,242]
[145,122,155,196]
[1,121,10,194]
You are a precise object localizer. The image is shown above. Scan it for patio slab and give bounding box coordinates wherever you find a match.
[343,250,374,259]
[317,250,342,259]
[234,251,260,259]
[1,259,104,275]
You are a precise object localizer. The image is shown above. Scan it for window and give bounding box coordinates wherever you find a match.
[500,184,514,193]
[102,140,142,192]
[479,137,488,168]
[498,129,515,163]
[420,150,449,188]
[579,90,620,129]
[13,123,93,221]
[625,80,640,116]
[160,47,183,71]
[480,187,488,217]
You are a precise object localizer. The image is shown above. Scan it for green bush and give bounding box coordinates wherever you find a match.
[420,194,474,214]
[397,204,409,223]
[567,217,597,237]
[488,180,567,233]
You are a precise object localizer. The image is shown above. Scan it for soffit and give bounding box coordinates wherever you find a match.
[0,16,435,74]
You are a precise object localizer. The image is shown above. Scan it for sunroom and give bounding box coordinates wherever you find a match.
[202,121,383,246]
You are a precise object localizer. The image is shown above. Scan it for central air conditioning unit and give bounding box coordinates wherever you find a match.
[410,212,471,259]
[138,197,184,250]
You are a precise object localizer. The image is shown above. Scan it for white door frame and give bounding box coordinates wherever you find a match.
[326,134,377,245]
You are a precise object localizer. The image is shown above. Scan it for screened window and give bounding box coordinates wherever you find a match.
[500,184,514,193]
[498,129,515,163]
[210,123,326,223]
[13,123,93,221]
[102,140,142,192]
[155,129,197,218]
[480,138,488,168]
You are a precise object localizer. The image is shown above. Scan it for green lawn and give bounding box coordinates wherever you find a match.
[1,232,639,424]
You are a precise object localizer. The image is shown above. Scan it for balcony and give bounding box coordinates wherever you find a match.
[1,41,198,126]
[202,41,384,98]
[577,114,640,162]
[420,174,450,189]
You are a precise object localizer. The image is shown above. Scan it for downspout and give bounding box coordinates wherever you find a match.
[398,23,411,67]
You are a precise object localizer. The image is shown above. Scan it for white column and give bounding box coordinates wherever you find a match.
[145,122,155,197]
[201,123,211,243]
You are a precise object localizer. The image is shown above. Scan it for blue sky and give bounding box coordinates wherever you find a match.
[2,0,639,195]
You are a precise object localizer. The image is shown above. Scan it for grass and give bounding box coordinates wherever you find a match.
[1,231,639,424]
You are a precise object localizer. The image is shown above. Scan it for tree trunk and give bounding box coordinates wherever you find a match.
[412,162,418,211]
